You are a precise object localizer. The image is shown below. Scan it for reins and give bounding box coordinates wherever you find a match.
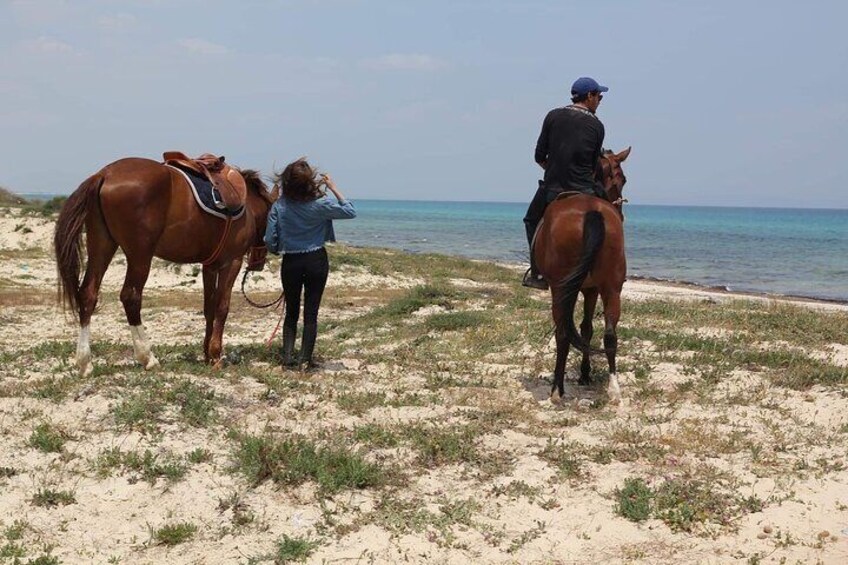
[240,269,284,309]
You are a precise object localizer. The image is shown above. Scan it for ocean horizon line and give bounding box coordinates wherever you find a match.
[13,192,848,212]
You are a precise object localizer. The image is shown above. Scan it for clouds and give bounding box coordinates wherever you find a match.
[95,13,138,32]
[21,36,75,55]
[361,53,448,72]
[177,38,230,55]
[8,0,72,25]
[0,1,846,207]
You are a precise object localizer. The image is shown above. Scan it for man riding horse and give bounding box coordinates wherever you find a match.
[523,76,608,290]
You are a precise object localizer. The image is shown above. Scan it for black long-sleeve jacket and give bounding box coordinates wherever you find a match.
[535,105,605,195]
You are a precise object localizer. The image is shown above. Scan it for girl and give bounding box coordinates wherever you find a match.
[264,159,356,368]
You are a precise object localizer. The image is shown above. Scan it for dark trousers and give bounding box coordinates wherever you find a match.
[523,180,549,247]
[281,248,329,334]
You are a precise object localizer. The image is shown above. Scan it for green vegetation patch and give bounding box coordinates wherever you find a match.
[615,477,653,522]
[31,488,76,508]
[353,494,481,548]
[20,196,67,217]
[27,423,68,453]
[165,379,219,427]
[352,423,400,448]
[94,447,190,484]
[373,284,462,319]
[112,390,165,432]
[614,474,764,534]
[272,534,321,563]
[230,431,388,493]
[537,440,585,480]
[152,522,197,546]
[335,390,388,416]
[620,300,848,390]
[425,310,491,332]
[404,423,481,468]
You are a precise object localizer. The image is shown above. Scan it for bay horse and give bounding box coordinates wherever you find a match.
[54,157,278,376]
[534,147,631,404]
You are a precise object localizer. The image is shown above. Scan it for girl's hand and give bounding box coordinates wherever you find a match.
[321,174,337,190]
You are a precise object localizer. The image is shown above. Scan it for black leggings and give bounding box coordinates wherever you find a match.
[281,248,329,333]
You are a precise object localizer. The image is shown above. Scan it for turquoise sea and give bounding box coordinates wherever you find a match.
[21,194,848,302]
[331,200,848,302]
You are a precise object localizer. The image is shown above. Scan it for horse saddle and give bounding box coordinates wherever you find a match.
[163,151,247,212]
[553,190,585,201]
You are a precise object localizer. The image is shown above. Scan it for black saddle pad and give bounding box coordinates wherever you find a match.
[169,164,244,219]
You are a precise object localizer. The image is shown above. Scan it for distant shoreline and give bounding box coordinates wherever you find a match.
[333,241,848,308]
[4,195,846,304]
[12,192,848,212]
[625,274,848,308]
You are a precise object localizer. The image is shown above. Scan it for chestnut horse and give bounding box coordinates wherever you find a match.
[54,157,278,376]
[534,147,631,404]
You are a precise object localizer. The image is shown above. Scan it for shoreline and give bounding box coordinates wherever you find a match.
[4,197,846,305]
[339,242,848,310]
[625,274,848,308]
[0,204,844,310]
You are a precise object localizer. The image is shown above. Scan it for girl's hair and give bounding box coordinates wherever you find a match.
[275,158,324,202]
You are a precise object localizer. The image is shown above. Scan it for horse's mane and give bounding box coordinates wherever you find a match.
[240,169,276,204]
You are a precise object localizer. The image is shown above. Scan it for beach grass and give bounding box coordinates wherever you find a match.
[2,208,848,563]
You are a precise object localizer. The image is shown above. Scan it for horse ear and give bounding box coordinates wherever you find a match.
[616,146,632,162]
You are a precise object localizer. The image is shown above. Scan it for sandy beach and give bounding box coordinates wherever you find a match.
[1,206,847,564]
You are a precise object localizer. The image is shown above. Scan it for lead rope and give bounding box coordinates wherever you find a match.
[239,269,285,348]
[265,303,285,348]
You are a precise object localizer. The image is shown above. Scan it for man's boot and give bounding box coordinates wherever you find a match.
[281,325,297,367]
[522,203,548,291]
[522,250,549,290]
[299,323,319,371]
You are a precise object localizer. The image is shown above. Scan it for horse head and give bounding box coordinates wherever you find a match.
[241,169,279,271]
[598,146,630,217]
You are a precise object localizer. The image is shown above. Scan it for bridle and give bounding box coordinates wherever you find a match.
[598,152,627,216]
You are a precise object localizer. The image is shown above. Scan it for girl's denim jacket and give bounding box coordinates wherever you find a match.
[264,195,356,254]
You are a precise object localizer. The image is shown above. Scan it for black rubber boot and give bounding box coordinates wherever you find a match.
[522,252,548,290]
[299,323,319,371]
[281,325,297,367]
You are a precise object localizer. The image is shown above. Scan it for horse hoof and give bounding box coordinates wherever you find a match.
[144,356,160,371]
[549,390,563,405]
[78,362,93,378]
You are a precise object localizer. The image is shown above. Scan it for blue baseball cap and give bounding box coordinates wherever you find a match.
[571,77,609,96]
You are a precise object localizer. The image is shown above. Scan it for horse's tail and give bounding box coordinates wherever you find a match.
[54,173,104,317]
[554,210,605,352]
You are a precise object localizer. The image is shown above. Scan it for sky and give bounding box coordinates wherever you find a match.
[1,0,846,208]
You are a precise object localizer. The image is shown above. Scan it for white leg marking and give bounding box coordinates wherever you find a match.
[76,324,92,377]
[607,372,622,404]
[130,325,160,370]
